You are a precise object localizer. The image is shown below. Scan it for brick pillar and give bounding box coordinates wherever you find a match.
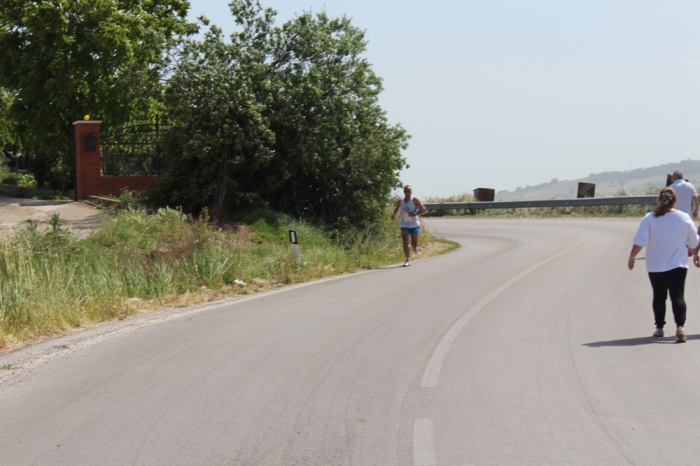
[73,120,102,200]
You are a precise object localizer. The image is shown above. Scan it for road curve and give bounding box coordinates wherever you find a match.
[3,218,700,465]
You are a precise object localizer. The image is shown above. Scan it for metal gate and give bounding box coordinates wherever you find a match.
[101,117,169,176]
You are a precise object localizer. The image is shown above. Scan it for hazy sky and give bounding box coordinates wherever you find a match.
[187,0,700,196]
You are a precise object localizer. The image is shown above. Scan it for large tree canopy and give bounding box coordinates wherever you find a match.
[0,0,195,189]
[158,0,409,226]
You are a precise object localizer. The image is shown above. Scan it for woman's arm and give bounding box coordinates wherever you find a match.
[628,244,643,270]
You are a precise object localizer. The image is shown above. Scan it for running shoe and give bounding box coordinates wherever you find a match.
[676,326,687,343]
[653,327,664,338]
[403,259,411,267]
[413,247,419,254]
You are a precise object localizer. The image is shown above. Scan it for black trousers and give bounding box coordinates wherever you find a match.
[648,267,688,328]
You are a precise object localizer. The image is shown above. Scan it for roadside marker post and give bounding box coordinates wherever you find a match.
[289,229,300,263]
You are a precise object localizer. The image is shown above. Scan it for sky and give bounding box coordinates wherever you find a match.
[186,0,700,197]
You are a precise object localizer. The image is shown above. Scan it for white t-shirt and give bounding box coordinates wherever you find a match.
[670,179,697,216]
[633,210,699,272]
[399,197,420,228]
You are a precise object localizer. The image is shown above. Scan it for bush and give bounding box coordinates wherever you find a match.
[0,172,37,188]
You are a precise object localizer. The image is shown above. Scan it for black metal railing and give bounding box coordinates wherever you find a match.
[101,117,170,176]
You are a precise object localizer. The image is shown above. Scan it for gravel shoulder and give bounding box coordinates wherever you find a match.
[0,196,103,237]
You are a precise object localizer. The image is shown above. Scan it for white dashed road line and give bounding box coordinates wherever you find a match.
[413,419,436,466]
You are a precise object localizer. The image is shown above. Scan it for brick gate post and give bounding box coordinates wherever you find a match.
[73,119,102,200]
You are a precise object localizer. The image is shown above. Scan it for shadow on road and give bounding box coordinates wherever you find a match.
[583,334,700,347]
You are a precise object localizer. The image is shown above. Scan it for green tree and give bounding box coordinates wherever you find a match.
[158,4,277,219]
[0,88,18,151]
[158,0,409,226]
[0,0,195,190]
[0,87,23,171]
[262,10,409,226]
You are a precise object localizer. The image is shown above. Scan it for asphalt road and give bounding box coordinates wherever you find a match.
[3,218,700,466]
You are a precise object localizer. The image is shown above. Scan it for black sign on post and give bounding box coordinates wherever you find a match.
[473,188,495,202]
[289,229,297,245]
[577,182,595,198]
[85,133,97,152]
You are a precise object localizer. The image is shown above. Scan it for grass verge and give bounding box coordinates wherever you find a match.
[0,208,457,352]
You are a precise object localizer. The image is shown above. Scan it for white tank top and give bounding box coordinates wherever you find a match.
[400,197,420,228]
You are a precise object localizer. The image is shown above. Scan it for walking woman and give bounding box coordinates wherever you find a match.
[628,187,699,342]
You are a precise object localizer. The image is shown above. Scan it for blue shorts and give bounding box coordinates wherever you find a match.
[401,226,420,235]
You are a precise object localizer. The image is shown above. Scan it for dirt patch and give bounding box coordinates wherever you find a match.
[415,240,452,257]
[0,196,104,238]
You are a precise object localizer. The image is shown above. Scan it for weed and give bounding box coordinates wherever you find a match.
[49,213,63,233]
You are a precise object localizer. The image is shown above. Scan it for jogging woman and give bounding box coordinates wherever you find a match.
[391,185,427,267]
[628,187,699,342]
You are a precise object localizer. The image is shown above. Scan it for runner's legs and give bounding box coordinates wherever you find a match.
[401,229,411,259]
[410,233,419,252]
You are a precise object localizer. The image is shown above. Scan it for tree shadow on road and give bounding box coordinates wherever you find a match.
[583,334,700,347]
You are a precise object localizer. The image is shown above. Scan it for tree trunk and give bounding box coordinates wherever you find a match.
[211,146,232,223]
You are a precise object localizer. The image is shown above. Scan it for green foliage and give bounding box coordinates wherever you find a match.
[156,5,277,218]
[0,88,19,153]
[424,191,475,204]
[241,209,333,247]
[155,0,409,227]
[0,0,196,190]
[1,172,36,187]
[264,9,409,226]
[0,176,15,185]
[116,188,145,210]
[422,192,476,217]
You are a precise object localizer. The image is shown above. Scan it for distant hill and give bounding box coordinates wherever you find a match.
[495,159,700,201]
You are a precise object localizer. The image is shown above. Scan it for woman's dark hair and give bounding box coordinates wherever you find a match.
[653,187,677,217]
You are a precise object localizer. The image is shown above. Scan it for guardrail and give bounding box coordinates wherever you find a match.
[424,195,657,211]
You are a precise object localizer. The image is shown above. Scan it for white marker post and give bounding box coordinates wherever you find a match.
[289,229,300,263]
